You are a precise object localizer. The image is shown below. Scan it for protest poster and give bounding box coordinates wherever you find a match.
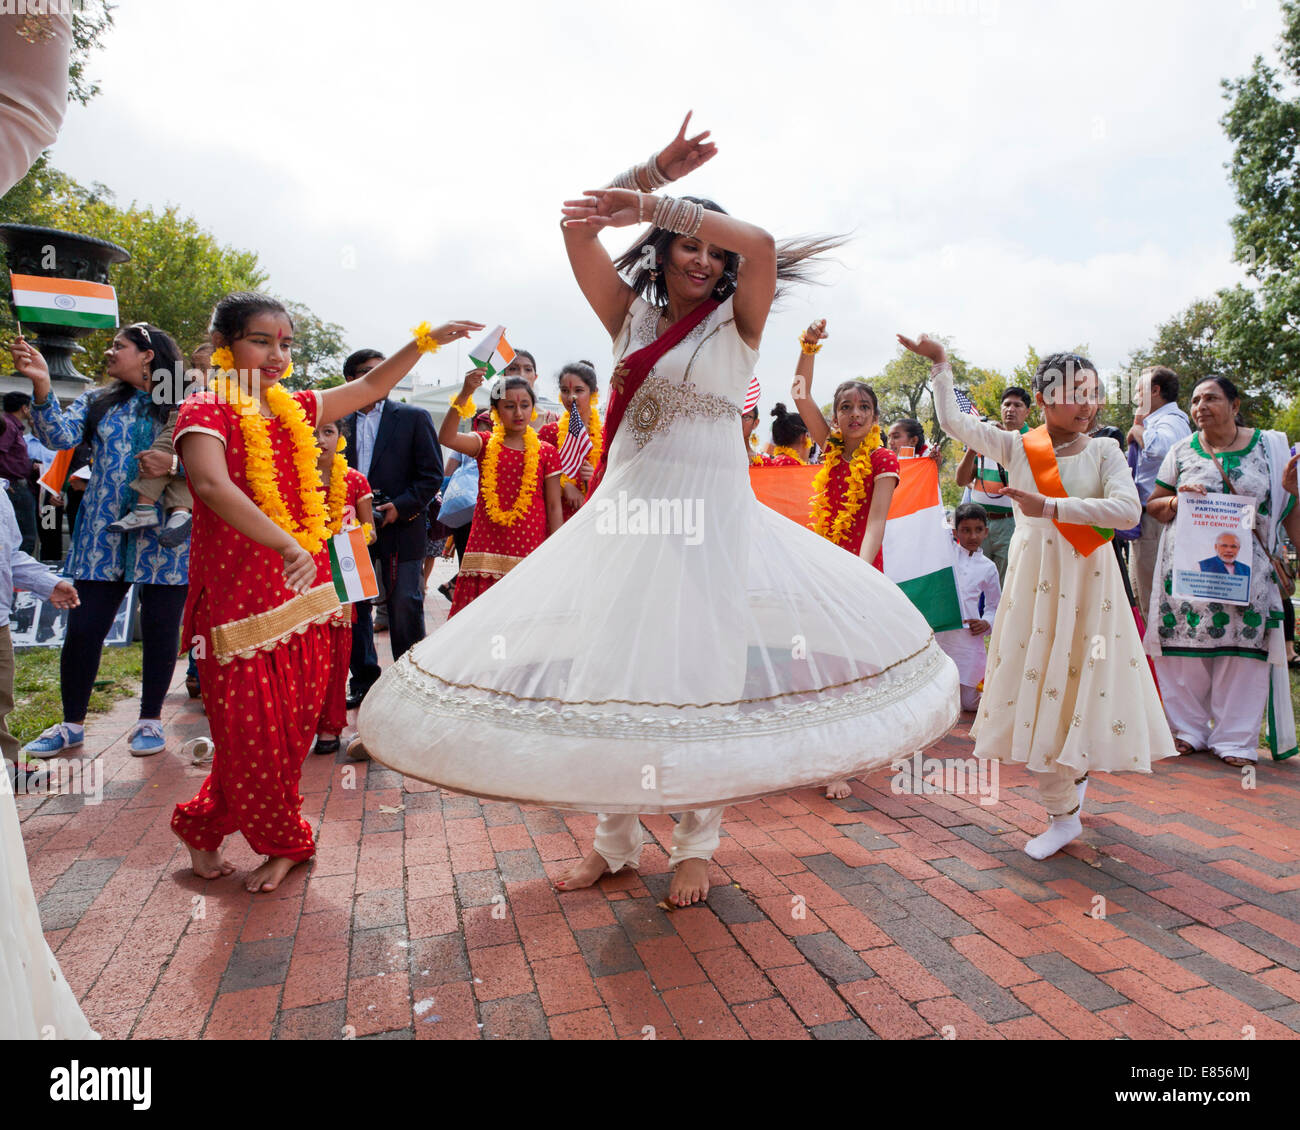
[1170,492,1256,606]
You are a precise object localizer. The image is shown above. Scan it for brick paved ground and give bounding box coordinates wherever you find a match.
[14,561,1300,1039]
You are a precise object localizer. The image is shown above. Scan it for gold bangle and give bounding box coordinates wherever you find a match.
[411,321,441,355]
[452,396,475,419]
[799,337,822,356]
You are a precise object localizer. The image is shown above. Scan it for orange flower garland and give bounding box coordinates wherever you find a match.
[208,364,331,554]
[481,420,541,527]
[324,452,349,534]
[809,425,883,546]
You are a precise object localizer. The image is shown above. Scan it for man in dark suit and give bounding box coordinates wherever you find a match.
[1200,532,1250,580]
[339,349,443,707]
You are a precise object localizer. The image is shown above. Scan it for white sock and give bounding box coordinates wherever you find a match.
[1024,813,1082,860]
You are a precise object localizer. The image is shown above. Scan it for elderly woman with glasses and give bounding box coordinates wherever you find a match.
[8,323,191,758]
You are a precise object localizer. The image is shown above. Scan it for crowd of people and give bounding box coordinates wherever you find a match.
[3,107,1298,1040]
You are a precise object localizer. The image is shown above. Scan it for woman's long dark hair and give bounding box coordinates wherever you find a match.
[613,197,845,307]
[83,323,181,443]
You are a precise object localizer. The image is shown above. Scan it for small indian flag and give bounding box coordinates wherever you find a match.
[329,527,379,604]
[881,456,964,632]
[468,325,516,377]
[10,273,118,330]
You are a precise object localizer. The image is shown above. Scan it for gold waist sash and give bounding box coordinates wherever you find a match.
[461,551,524,579]
[210,582,342,663]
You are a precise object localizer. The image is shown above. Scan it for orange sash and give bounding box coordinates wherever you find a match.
[1021,426,1113,558]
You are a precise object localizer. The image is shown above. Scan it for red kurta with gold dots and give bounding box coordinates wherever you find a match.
[449,429,560,617]
[818,445,900,570]
[170,389,335,862]
[318,466,373,735]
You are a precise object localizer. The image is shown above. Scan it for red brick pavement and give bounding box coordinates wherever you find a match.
[14,564,1300,1039]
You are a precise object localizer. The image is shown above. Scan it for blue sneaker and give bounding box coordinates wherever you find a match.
[23,723,85,759]
[129,720,166,757]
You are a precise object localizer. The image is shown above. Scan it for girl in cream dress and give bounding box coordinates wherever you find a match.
[907,333,1177,859]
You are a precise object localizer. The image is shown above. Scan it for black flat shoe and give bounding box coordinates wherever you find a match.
[186,676,201,699]
[313,737,341,756]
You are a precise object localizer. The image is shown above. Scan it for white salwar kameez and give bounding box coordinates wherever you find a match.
[935,538,1001,710]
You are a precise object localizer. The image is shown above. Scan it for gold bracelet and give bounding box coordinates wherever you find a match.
[799,337,822,356]
[452,396,475,419]
[411,321,441,355]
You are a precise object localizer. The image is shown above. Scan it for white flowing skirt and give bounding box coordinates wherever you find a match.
[359,414,959,812]
[1,780,97,1039]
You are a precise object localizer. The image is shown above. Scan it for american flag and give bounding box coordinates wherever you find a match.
[743,374,761,413]
[953,387,980,417]
[558,399,593,478]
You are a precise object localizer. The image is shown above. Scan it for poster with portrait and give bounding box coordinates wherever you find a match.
[1170,492,1256,606]
[9,584,136,650]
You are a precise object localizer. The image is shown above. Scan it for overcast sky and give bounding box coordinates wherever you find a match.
[42,0,1288,419]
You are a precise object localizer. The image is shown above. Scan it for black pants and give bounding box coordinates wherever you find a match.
[61,580,187,722]
[9,480,37,556]
[349,553,427,696]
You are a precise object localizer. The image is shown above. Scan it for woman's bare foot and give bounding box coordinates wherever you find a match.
[183,842,234,880]
[555,849,611,891]
[245,855,302,893]
[825,779,852,799]
[668,857,710,906]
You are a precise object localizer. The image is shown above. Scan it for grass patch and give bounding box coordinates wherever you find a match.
[10,643,143,745]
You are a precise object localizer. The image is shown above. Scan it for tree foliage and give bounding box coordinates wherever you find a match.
[68,0,116,108]
[1212,0,1300,419]
[281,301,348,390]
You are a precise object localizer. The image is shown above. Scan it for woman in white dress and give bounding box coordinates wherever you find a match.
[911,333,1177,859]
[357,118,959,904]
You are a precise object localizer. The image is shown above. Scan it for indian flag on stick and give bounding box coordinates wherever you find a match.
[10,273,118,330]
[881,456,964,632]
[468,325,515,377]
[329,527,379,604]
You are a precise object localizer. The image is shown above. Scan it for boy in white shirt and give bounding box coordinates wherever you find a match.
[936,502,1002,711]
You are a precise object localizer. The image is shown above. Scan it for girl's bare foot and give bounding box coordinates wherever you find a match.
[245,855,301,893]
[825,779,852,799]
[668,857,710,906]
[183,841,234,880]
[555,849,611,891]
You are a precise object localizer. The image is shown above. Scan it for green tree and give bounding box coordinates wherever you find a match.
[1215,0,1300,415]
[281,301,348,390]
[68,1,117,107]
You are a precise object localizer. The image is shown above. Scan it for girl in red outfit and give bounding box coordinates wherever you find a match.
[313,419,374,757]
[439,371,563,615]
[537,361,602,522]
[790,317,900,799]
[171,291,481,892]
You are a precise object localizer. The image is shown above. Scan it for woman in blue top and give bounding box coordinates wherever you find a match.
[9,323,189,757]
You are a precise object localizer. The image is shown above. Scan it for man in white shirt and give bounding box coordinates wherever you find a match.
[1128,366,1191,614]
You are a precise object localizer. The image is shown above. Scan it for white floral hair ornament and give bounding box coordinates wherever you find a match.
[487,376,507,402]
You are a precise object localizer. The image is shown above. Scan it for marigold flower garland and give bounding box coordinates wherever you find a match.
[555,393,602,490]
[809,425,883,546]
[481,420,541,527]
[208,362,331,554]
[323,452,349,534]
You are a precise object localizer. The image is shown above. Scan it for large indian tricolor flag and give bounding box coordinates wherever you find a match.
[468,325,516,377]
[10,273,118,330]
[881,456,963,632]
[329,527,379,604]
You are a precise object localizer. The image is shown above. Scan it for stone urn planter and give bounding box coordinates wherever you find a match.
[0,223,130,401]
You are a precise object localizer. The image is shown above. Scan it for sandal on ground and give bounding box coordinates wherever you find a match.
[1218,754,1253,768]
